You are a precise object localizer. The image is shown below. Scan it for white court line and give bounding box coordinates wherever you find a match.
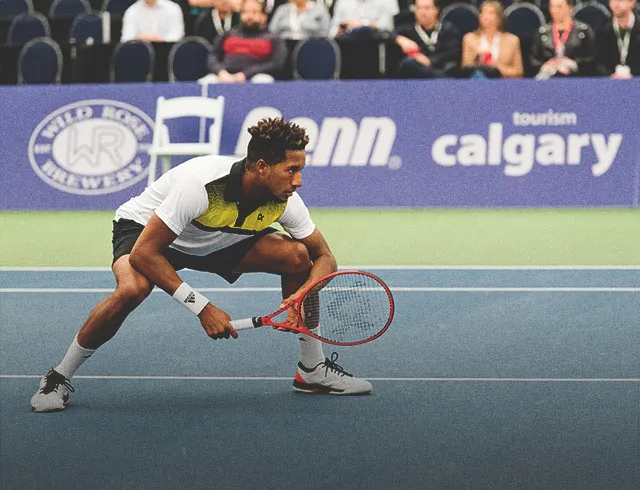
[2,266,640,271]
[2,287,640,293]
[1,375,639,382]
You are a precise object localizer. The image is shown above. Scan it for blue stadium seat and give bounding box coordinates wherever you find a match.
[520,0,544,9]
[168,36,212,82]
[0,0,33,20]
[18,36,63,83]
[292,37,341,80]
[70,13,104,44]
[101,0,136,18]
[440,3,479,36]
[505,3,546,40]
[576,0,612,8]
[7,11,49,45]
[49,0,91,19]
[110,40,154,82]
[572,1,611,31]
[535,0,549,13]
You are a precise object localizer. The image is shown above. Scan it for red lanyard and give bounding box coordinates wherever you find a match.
[552,21,572,56]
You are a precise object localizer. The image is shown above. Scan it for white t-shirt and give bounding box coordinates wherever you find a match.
[330,0,399,36]
[120,0,185,43]
[115,155,316,256]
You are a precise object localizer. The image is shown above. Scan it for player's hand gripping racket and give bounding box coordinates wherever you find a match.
[230,270,394,346]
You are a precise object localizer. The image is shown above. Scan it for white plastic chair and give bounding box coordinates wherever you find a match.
[147,95,225,185]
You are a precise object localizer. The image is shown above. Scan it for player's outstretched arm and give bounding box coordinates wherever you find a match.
[129,213,236,339]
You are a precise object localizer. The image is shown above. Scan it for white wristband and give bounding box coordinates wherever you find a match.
[172,282,209,316]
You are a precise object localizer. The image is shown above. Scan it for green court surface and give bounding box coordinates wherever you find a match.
[1,208,639,266]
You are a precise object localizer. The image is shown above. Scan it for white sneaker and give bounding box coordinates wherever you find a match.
[293,352,372,395]
[30,369,75,412]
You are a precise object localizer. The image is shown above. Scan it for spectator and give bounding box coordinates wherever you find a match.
[461,1,523,78]
[204,0,287,83]
[269,0,331,40]
[530,0,596,79]
[330,0,399,39]
[596,0,639,78]
[192,0,241,41]
[120,0,185,42]
[393,0,461,78]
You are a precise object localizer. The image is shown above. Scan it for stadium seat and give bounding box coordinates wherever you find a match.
[521,0,544,8]
[168,36,212,82]
[148,95,226,185]
[70,13,105,44]
[576,0,613,8]
[440,3,479,36]
[101,0,135,18]
[7,11,49,45]
[49,0,90,18]
[0,0,33,20]
[505,3,547,77]
[505,3,546,40]
[535,0,549,13]
[292,37,341,80]
[18,36,62,83]
[110,40,154,82]
[572,1,611,31]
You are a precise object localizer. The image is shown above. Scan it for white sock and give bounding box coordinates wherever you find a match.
[298,335,325,369]
[55,335,96,379]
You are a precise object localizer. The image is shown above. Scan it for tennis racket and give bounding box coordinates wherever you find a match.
[231,270,394,346]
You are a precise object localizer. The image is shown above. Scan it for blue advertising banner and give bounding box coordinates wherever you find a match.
[1,79,638,209]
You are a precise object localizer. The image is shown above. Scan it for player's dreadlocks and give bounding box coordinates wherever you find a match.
[246,117,309,166]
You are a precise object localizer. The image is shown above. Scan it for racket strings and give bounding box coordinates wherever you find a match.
[301,273,392,344]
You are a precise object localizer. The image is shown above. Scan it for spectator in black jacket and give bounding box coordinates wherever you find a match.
[392,0,461,78]
[596,0,639,78]
[530,0,596,78]
[191,0,241,42]
[204,0,287,83]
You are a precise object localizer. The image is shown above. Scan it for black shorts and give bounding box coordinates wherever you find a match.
[112,219,277,284]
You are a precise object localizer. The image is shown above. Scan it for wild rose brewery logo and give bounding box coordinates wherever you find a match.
[29,100,154,195]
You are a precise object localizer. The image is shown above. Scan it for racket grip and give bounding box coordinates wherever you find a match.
[231,317,262,331]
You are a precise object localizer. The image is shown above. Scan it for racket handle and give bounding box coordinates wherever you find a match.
[231,317,262,331]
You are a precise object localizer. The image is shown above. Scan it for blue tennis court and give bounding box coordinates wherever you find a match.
[1,267,639,489]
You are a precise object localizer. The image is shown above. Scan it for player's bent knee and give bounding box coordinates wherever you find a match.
[113,281,152,310]
[286,242,311,275]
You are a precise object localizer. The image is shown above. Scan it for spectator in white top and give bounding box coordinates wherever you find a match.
[121,0,185,43]
[269,0,331,40]
[330,0,398,39]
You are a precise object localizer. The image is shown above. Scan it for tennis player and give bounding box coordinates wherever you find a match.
[31,117,372,412]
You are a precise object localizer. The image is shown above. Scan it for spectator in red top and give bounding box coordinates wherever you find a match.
[204,0,287,83]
